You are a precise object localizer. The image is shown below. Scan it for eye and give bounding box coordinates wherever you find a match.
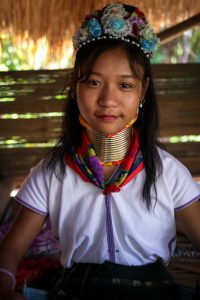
[87,80,101,87]
[120,82,133,89]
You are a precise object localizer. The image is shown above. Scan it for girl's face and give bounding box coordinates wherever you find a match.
[76,47,148,135]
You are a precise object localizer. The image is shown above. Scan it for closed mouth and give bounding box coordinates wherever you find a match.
[97,114,118,121]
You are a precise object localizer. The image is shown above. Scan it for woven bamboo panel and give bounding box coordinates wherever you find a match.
[0,64,200,180]
[0,64,199,289]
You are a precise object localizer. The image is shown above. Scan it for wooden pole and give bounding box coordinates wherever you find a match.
[158,13,200,45]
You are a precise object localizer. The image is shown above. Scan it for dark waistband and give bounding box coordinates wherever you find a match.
[49,262,177,300]
[63,261,175,284]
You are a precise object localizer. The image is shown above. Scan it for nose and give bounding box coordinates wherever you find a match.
[98,85,117,108]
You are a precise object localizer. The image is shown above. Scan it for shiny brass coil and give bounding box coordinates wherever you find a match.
[86,126,132,162]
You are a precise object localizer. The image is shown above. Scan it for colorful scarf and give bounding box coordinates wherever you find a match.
[66,128,144,194]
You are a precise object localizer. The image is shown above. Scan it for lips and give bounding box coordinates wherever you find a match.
[97,114,118,122]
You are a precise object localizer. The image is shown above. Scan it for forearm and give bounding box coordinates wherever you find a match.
[0,206,47,297]
[0,258,27,300]
[0,244,20,291]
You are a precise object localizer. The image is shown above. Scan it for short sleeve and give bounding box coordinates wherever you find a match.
[159,149,200,211]
[160,150,200,211]
[16,160,50,215]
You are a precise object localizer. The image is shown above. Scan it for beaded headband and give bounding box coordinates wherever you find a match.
[72,3,159,58]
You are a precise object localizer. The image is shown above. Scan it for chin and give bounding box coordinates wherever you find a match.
[93,126,122,135]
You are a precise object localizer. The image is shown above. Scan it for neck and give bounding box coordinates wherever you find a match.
[86,126,133,165]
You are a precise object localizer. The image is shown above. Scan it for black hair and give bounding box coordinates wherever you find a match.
[44,39,163,209]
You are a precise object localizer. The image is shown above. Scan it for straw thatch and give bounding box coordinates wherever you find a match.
[0,0,200,50]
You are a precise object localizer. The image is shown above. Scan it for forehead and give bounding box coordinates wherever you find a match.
[80,46,145,79]
[92,48,130,70]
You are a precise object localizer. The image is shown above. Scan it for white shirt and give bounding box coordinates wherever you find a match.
[16,148,200,268]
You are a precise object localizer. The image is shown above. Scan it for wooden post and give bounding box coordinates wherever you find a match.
[158,13,200,45]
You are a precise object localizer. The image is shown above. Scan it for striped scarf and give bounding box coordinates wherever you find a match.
[66,128,144,194]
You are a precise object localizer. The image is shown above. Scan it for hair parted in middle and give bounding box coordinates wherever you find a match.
[44,2,163,209]
[45,36,163,209]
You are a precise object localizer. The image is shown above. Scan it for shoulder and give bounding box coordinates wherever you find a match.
[156,146,195,185]
[25,157,66,183]
[16,159,56,211]
[156,147,200,209]
[22,159,52,186]
[157,146,190,176]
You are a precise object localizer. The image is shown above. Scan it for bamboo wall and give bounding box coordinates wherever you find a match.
[0,64,200,287]
[0,64,200,186]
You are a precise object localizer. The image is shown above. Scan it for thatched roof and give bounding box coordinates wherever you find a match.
[0,0,200,49]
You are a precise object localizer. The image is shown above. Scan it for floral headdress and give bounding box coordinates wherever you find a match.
[72,3,159,58]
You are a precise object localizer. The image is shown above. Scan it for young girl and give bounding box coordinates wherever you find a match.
[0,3,200,300]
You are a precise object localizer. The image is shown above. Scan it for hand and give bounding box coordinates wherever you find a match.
[0,290,28,300]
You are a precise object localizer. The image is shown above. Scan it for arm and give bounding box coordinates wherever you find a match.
[0,205,47,298]
[175,200,200,250]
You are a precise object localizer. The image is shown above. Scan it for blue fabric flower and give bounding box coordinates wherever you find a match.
[102,14,131,37]
[87,18,102,38]
[140,38,158,53]
[110,18,125,30]
[72,3,159,58]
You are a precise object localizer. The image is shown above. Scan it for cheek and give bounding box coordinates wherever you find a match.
[76,88,82,103]
[126,94,141,108]
[77,100,85,114]
[76,99,92,118]
[77,87,91,108]
[76,84,86,101]
[76,88,87,109]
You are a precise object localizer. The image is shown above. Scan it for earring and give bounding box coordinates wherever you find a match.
[139,99,145,108]
[71,92,77,100]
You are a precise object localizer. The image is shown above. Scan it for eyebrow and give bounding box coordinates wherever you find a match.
[90,71,137,78]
